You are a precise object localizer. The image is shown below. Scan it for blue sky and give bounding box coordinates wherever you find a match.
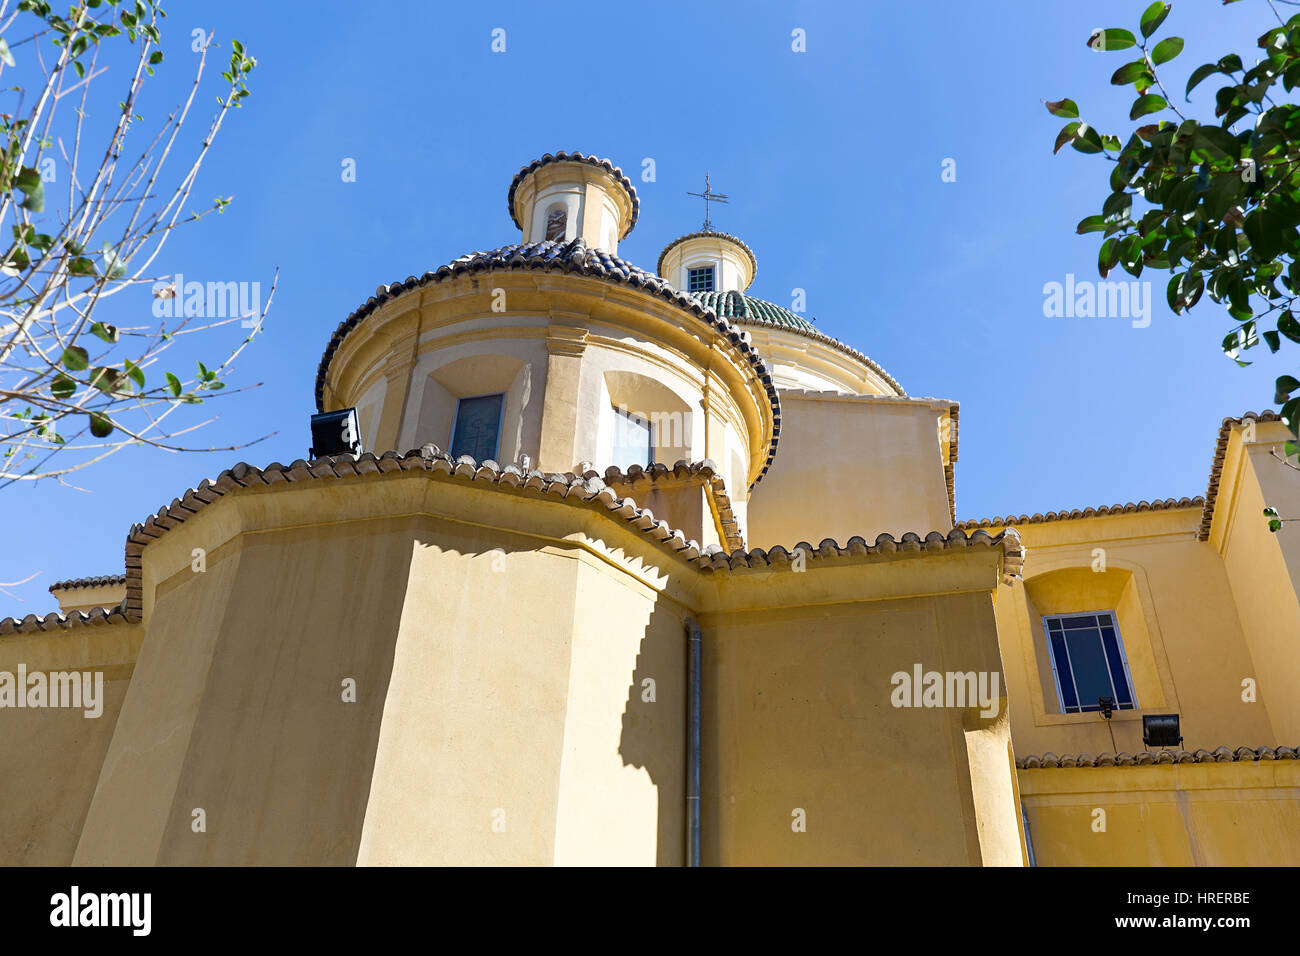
[1,0,1286,611]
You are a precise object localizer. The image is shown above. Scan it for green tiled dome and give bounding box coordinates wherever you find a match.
[690,290,816,334]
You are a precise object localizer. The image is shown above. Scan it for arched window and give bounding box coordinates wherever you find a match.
[544,203,567,242]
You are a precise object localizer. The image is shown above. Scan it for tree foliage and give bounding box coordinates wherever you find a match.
[0,0,271,488]
[1048,0,1300,459]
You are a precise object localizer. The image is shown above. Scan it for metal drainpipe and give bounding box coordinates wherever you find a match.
[1021,800,1037,867]
[686,619,702,867]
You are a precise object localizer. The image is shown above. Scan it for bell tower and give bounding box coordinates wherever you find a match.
[507,151,639,255]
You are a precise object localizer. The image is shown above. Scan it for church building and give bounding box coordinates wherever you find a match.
[2,151,1298,866]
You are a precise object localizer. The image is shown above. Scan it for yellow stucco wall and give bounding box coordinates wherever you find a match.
[5,462,1024,867]
[747,393,953,549]
[1020,760,1300,866]
[697,553,1021,866]
[1212,420,1300,741]
[0,622,140,865]
[984,508,1279,758]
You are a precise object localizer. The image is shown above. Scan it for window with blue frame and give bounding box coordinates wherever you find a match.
[610,405,653,469]
[687,266,715,292]
[1043,612,1137,714]
[450,393,504,462]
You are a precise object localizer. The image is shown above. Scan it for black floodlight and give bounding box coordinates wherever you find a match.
[1142,713,1182,749]
[1098,696,1115,720]
[310,407,362,459]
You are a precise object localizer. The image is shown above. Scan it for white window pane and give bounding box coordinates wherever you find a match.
[611,407,653,469]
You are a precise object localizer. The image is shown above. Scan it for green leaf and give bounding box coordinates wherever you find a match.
[1151,37,1184,66]
[67,256,96,276]
[90,321,118,343]
[1102,190,1133,219]
[0,37,15,68]
[87,411,114,438]
[1283,396,1300,437]
[60,345,89,371]
[1281,312,1300,344]
[50,373,76,399]
[1077,214,1107,234]
[1072,123,1105,154]
[100,243,127,279]
[1099,237,1121,277]
[1046,98,1079,118]
[124,359,144,389]
[87,366,130,396]
[1140,1,1170,38]
[14,166,44,212]
[1130,94,1168,119]
[148,50,162,64]
[1111,60,1150,86]
[1089,28,1137,51]
[1192,125,1239,161]
[1186,64,1221,97]
[1275,374,1300,403]
[1054,121,1081,154]
[165,371,182,396]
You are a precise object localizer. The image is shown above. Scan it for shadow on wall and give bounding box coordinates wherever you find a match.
[137,516,415,865]
[619,601,687,867]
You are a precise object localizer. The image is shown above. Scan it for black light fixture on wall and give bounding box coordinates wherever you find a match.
[1142,713,1183,749]
[1098,696,1117,752]
[309,407,362,459]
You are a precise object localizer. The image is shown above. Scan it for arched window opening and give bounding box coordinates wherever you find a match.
[544,203,567,242]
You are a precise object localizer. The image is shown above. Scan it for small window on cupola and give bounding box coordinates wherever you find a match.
[544,203,567,242]
[687,266,715,292]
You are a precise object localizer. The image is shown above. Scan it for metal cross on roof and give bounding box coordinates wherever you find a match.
[687,173,728,232]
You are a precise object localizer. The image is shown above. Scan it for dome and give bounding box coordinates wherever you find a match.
[690,289,906,396]
[689,290,816,333]
[658,231,757,279]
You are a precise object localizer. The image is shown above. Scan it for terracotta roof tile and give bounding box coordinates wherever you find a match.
[960,411,1287,536]
[506,151,639,237]
[314,237,782,488]
[590,459,744,552]
[955,497,1202,530]
[0,448,1025,636]
[1198,410,1282,540]
[48,574,126,593]
[1018,745,1299,769]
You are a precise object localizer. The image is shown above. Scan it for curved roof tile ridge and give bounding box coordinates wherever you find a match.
[1198,410,1282,540]
[691,290,906,396]
[657,230,757,277]
[590,458,744,552]
[0,449,1025,636]
[48,573,127,593]
[506,151,639,237]
[314,237,783,487]
[1017,745,1299,769]
[955,496,1203,530]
